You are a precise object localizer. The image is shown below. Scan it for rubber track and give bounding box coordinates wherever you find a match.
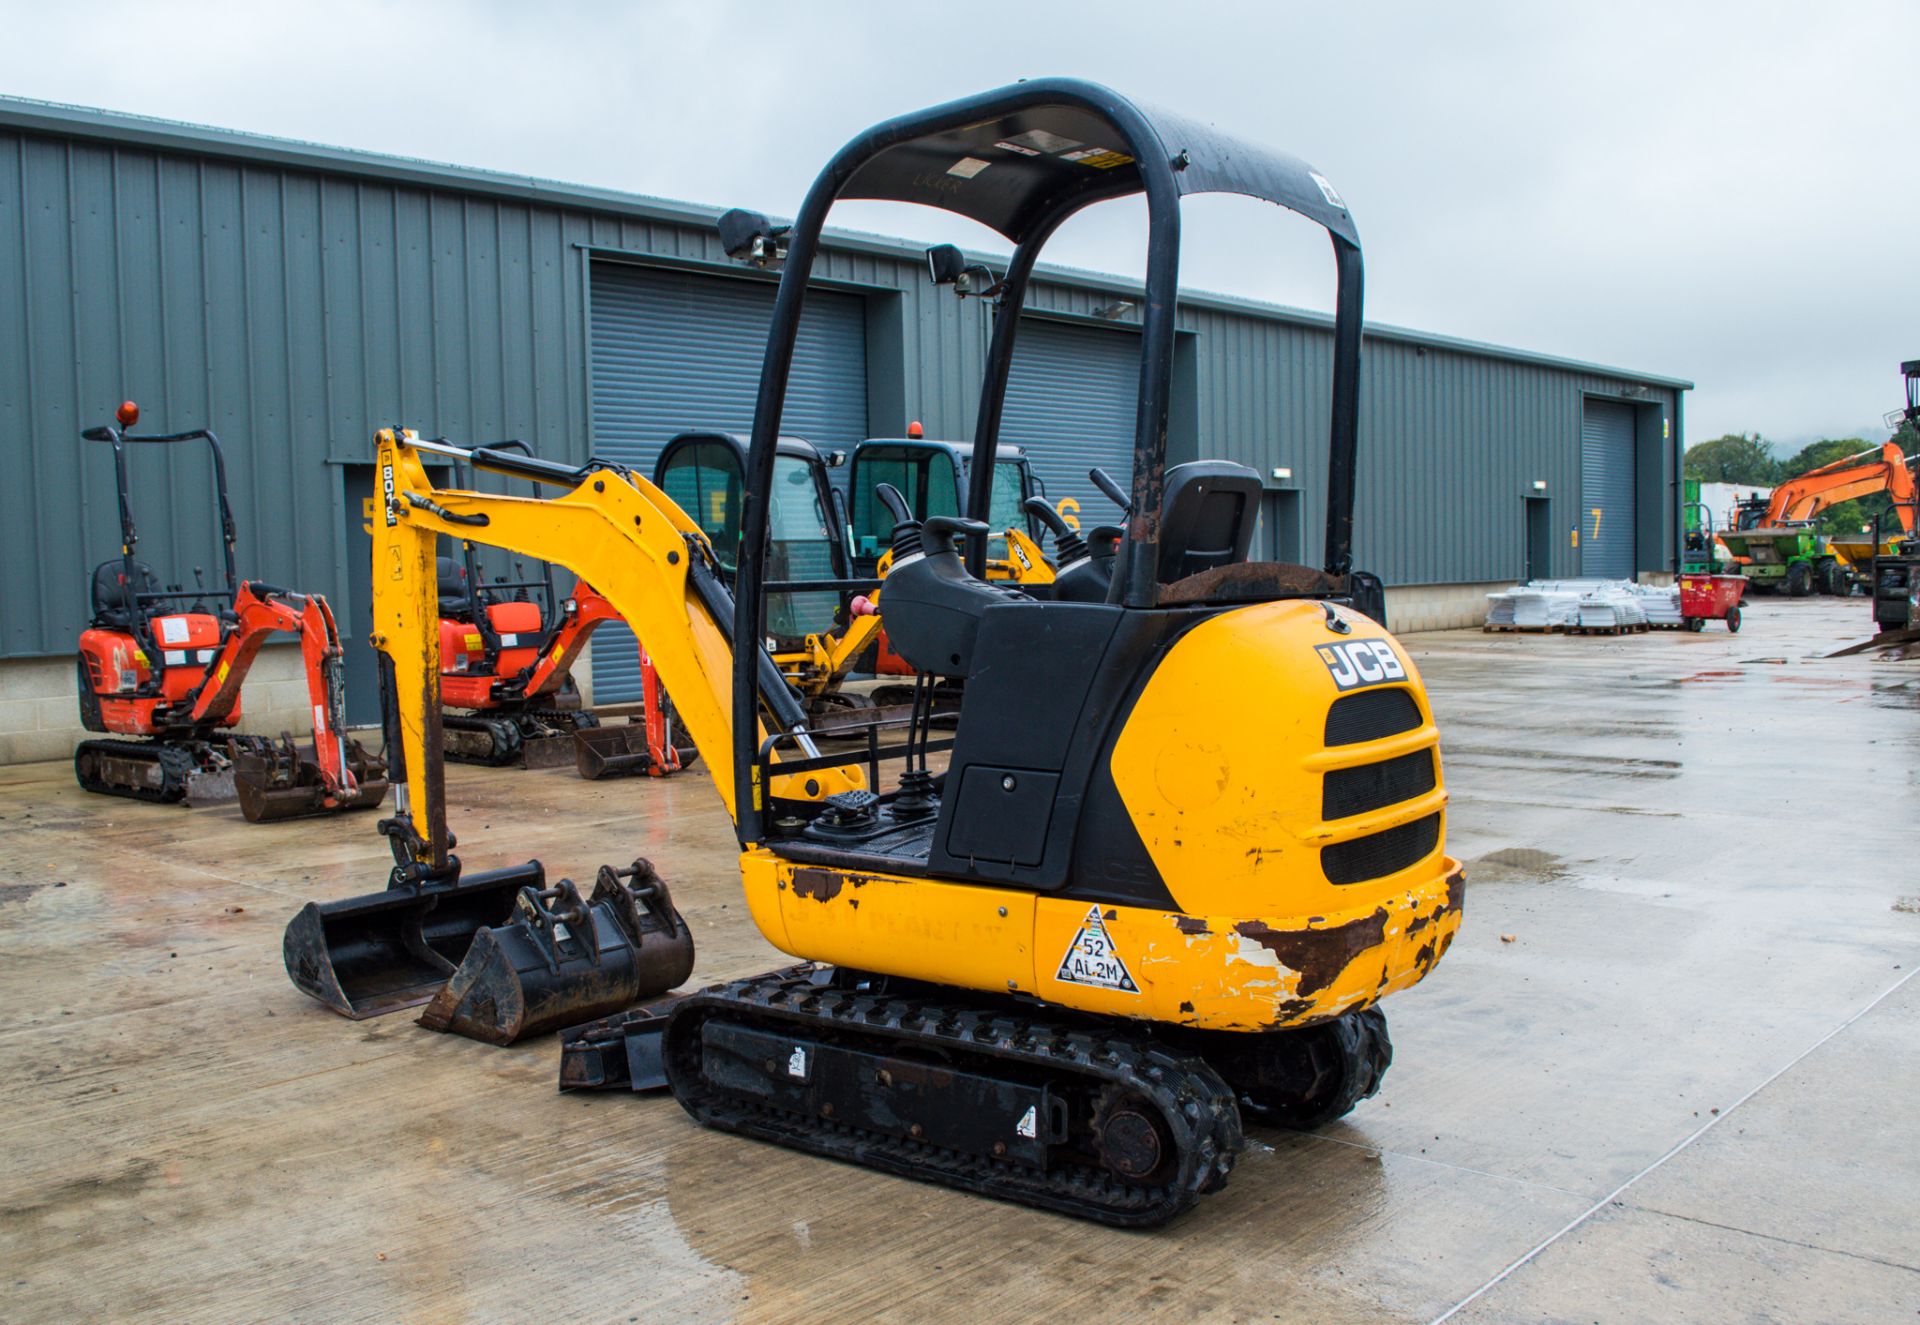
[73,738,202,804]
[442,707,592,766]
[663,967,1245,1228]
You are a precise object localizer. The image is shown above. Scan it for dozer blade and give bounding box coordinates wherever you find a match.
[518,733,579,770]
[233,737,390,823]
[418,859,695,1045]
[558,997,684,1092]
[282,860,544,1018]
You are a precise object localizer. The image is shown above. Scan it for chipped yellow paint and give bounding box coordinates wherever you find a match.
[741,852,1463,1031]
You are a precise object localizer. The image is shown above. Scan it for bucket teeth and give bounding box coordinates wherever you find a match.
[418,860,696,1045]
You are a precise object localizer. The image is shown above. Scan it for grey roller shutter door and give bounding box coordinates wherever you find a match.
[1580,399,1637,580]
[587,262,867,701]
[1000,318,1140,536]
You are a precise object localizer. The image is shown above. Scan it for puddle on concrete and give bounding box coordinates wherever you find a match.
[1466,848,1569,885]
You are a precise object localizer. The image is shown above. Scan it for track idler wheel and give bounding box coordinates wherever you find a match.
[1091,1086,1177,1185]
[418,859,695,1045]
[1195,1007,1393,1130]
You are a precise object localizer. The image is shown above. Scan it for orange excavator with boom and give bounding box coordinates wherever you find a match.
[1721,441,1917,595]
[74,403,388,821]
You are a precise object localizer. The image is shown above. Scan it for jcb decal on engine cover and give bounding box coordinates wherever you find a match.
[1056,905,1138,992]
[1315,638,1406,692]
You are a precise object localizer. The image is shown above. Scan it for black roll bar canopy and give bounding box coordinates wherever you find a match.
[81,418,242,643]
[730,78,1367,842]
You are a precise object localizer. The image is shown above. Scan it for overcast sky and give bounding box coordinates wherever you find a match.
[5,0,1915,448]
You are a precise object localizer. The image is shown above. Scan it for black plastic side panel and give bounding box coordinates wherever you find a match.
[926,601,1188,911]
[945,766,1060,866]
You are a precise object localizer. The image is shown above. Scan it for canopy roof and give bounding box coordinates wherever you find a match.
[838,78,1359,247]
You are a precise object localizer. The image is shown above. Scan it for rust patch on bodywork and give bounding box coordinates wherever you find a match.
[1235,907,1388,996]
[1272,996,1318,1022]
[1174,916,1211,935]
[791,868,844,902]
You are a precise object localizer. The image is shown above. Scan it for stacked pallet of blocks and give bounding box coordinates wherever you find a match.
[1485,580,1681,635]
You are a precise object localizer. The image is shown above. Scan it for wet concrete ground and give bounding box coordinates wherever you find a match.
[1,596,1915,1323]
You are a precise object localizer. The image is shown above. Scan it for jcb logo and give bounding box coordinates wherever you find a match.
[1315,638,1406,692]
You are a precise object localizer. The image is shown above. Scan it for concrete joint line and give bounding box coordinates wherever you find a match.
[1426,963,1920,1324]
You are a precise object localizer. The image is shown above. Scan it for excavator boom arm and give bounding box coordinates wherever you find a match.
[185,585,307,724]
[1768,442,1917,530]
[370,431,857,846]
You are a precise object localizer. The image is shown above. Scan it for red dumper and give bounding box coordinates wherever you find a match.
[1680,573,1746,632]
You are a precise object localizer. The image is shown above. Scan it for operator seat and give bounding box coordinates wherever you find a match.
[436,557,475,618]
[1156,461,1263,581]
[1100,460,1265,600]
[90,559,161,629]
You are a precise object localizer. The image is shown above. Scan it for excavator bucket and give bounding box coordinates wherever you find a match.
[417,859,695,1045]
[282,860,544,1018]
[233,735,389,823]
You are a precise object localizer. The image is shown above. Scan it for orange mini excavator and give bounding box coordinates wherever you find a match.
[423,443,681,772]
[431,544,617,767]
[73,403,388,822]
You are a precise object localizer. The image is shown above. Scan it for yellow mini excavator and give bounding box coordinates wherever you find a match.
[286,79,1462,1226]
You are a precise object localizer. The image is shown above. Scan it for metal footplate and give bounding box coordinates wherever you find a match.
[661,967,1244,1228]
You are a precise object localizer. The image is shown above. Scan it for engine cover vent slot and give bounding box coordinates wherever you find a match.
[1322,749,1436,821]
[1323,686,1422,747]
[1321,812,1441,885]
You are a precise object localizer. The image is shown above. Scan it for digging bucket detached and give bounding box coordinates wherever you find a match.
[418,859,696,1045]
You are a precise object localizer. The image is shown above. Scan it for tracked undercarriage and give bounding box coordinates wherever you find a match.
[663,967,1246,1228]
[72,733,265,805]
[441,706,599,768]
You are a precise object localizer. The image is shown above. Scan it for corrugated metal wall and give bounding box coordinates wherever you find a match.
[0,103,1684,661]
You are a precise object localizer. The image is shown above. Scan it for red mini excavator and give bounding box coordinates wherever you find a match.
[73,403,388,822]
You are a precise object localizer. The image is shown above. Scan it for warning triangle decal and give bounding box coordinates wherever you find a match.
[1055,905,1139,993]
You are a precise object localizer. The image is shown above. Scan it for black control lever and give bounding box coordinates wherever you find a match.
[1089,466,1132,515]
[922,515,989,561]
[874,482,924,560]
[874,482,914,527]
[1022,496,1090,565]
